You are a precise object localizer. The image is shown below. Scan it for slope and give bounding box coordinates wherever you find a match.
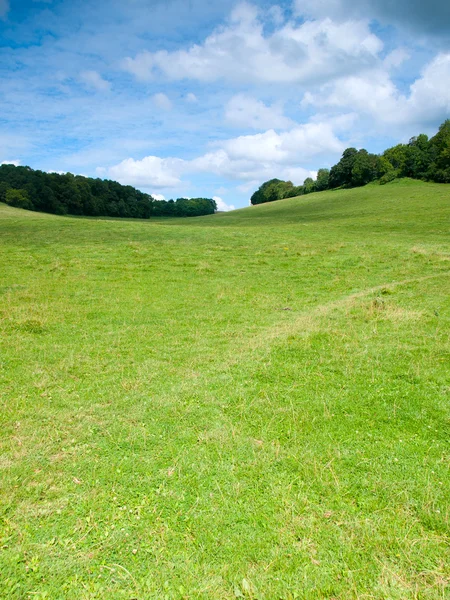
[0,179,449,599]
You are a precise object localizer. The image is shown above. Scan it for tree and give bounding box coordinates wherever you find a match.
[315,168,330,191]
[303,177,316,194]
[351,150,379,187]
[427,120,450,183]
[0,181,10,202]
[250,179,285,204]
[0,163,216,219]
[5,188,33,210]
[329,148,358,188]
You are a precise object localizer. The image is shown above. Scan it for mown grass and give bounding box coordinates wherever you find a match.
[0,179,449,599]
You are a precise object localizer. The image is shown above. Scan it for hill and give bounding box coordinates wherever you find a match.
[1,180,449,599]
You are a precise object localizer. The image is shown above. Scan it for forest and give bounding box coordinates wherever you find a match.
[251,119,450,205]
[0,165,217,218]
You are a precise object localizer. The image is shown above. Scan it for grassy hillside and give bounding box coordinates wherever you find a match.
[1,179,449,599]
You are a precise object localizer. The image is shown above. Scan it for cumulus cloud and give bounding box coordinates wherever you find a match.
[104,156,184,189]
[267,5,285,26]
[99,119,343,190]
[151,193,166,200]
[122,4,383,85]
[303,53,450,128]
[406,54,450,123]
[151,92,172,110]
[217,121,344,165]
[213,195,235,212]
[293,0,450,37]
[225,94,292,130]
[1,159,20,166]
[79,70,111,92]
[383,48,410,70]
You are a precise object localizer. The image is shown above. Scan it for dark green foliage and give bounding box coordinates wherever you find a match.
[379,169,400,185]
[250,120,450,204]
[329,148,382,189]
[383,135,432,180]
[152,197,216,217]
[250,179,306,205]
[329,147,358,188]
[5,188,33,210]
[351,150,381,187]
[251,179,291,204]
[0,181,10,202]
[315,168,330,191]
[0,164,216,219]
[427,120,450,183]
[302,177,316,194]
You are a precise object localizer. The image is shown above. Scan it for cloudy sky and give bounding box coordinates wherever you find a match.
[1,0,449,209]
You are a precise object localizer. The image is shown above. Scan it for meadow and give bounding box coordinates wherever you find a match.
[0,179,449,599]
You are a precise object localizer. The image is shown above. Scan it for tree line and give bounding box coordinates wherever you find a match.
[251,119,450,205]
[0,165,217,218]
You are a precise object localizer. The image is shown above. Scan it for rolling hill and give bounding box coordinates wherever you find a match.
[0,179,449,599]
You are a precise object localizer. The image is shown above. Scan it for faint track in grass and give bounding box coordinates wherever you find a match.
[241,270,450,356]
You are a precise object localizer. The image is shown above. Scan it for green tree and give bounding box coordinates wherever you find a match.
[329,148,358,188]
[0,181,10,202]
[303,177,316,194]
[427,120,450,182]
[315,168,330,191]
[351,150,379,187]
[5,188,33,210]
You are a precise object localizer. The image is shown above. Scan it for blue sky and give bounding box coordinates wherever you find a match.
[1,0,449,209]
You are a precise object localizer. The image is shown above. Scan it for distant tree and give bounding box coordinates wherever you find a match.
[250,179,305,204]
[0,181,10,202]
[0,164,216,219]
[329,148,358,188]
[315,168,330,191]
[303,177,316,194]
[351,150,380,187]
[250,179,285,204]
[5,188,33,210]
[427,120,450,183]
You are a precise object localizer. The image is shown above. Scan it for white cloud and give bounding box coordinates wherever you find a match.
[104,156,184,189]
[152,92,172,110]
[100,117,345,191]
[0,0,9,19]
[225,94,292,130]
[293,0,450,38]
[151,193,166,200]
[406,53,450,123]
[303,53,450,129]
[213,195,235,212]
[122,4,383,86]
[383,48,410,70]
[185,93,198,103]
[217,121,344,165]
[1,159,20,166]
[267,5,285,26]
[79,70,111,92]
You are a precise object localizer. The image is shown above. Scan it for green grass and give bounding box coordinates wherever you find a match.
[0,179,449,599]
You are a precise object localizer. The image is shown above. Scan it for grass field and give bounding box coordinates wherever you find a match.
[1,178,449,599]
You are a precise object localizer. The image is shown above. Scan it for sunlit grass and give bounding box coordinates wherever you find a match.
[0,179,449,599]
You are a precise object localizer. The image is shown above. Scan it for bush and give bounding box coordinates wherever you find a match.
[379,169,400,185]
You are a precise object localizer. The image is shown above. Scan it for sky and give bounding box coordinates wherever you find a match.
[0,0,449,210]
